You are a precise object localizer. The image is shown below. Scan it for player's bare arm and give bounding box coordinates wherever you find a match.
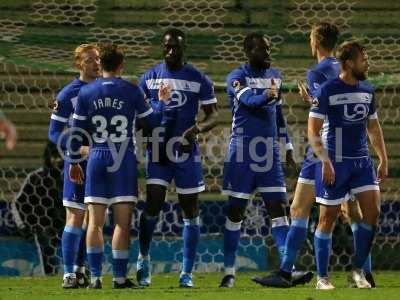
[308,116,335,185]
[367,118,388,182]
[0,114,17,150]
[182,103,218,143]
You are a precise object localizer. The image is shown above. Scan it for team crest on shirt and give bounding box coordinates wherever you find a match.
[232,80,241,92]
[311,98,319,107]
[165,90,188,108]
[343,104,369,122]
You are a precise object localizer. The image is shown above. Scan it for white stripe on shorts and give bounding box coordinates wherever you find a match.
[84,196,137,206]
[63,200,86,211]
[350,184,380,195]
[176,185,205,195]
[316,196,347,206]
[221,189,251,200]
[297,177,315,185]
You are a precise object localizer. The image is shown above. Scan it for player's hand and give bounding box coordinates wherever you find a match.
[79,146,90,157]
[267,78,279,100]
[298,81,312,104]
[69,163,84,185]
[158,83,171,102]
[182,125,200,143]
[180,125,200,153]
[322,159,335,186]
[286,149,299,173]
[0,118,17,150]
[377,160,388,183]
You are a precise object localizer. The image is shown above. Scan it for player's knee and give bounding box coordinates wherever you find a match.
[87,222,103,234]
[318,209,338,231]
[227,203,246,223]
[364,207,380,225]
[181,202,199,219]
[266,200,287,219]
[66,207,85,227]
[226,197,247,222]
[114,223,131,235]
[145,200,164,217]
[347,205,362,223]
[178,193,199,219]
[290,204,309,219]
[146,185,167,216]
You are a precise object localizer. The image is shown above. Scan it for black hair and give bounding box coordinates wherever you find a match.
[244,32,269,52]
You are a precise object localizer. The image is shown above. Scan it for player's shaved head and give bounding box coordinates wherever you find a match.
[311,22,340,51]
[162,28,186,45]
[244,32,270,53]
[100,43,124,72]
[162,28,186,71]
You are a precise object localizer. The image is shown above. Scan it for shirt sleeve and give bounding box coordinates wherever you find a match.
[134,86,160,129]
[48,93,73,150]
[139,73,151,100]
[139,72,165,115]
[135,87,154,119]
[368,92,378,119]
[199,74,217,105]
[309,86,329,120]
[307,70,326,97]
[50,93,72,124]
[227,70,275,108]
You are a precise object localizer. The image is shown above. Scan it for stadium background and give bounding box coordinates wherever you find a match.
[0,0,399,276]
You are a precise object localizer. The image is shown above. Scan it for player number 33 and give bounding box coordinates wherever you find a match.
[92,114,128,143]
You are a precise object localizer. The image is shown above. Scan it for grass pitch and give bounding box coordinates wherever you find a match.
[0,272,399,300]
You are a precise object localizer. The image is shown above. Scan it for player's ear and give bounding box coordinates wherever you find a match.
[314,39,320,51]
[346,59,354,70]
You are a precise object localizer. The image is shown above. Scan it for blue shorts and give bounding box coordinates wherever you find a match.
[298,146,319,185]
[85,147,138,206]
[222,140,286,201]
[63,160,87,211]
[315,156,379,206]
[146,143,205,194]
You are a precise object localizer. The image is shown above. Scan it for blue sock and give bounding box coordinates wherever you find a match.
[74,227,86,271]
[363,254,372,273]
[62,225,82,275]
[87,246,104,277]
[314,229,332,278]
[139,213,159,257]
[352,223,376,269]
[280,218,308,273]
[112,250,129,282]
[223,218,242,275]
[182,217,200,274]
[351,223,372,273]
[271,217,289,263]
